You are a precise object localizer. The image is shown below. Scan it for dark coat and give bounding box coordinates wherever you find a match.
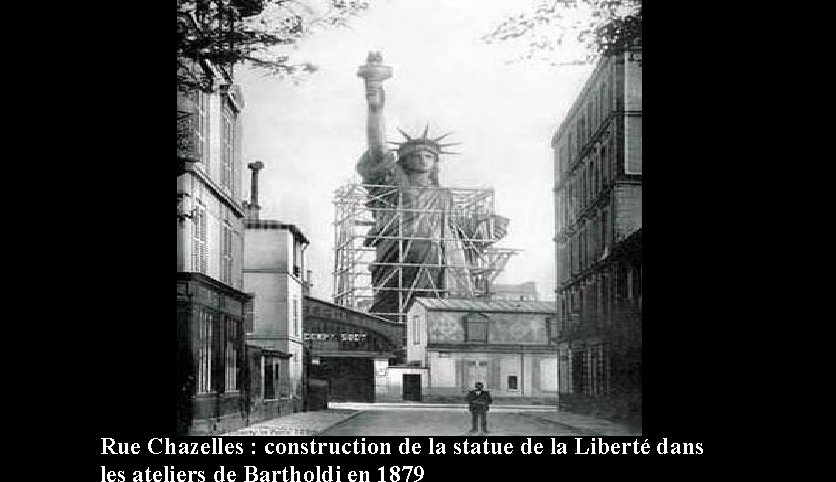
[465,389,493,412]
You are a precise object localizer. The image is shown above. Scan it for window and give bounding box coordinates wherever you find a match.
[191,204,207,274]
[194,91,208,166]
[221,222,233,284]
[571,234,578,274]
[581,225,587,269]
[587,101,594,139]
[568,132,574,164]
[579,169,585,210]
[547,316,558,343]
[225,317,239,392]
[602,271,610,324]
[292,299,300,337]
[412,315,421,345]
[601,145,609,186]
[465,314,488,343]
[601,209,608,255]
[196,309,213,394]
[221,110,234,190]
[588,163,594,205]
[568,181,575,225]
[507,375,519,390]
[602,82,609,118]
[264,356,281,400]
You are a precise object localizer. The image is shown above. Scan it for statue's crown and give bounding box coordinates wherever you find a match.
[388,124,460,158]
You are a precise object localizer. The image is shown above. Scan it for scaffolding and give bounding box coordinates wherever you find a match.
[332,182,519,324]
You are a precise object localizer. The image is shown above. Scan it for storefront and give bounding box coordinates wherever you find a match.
[304,297,403,402]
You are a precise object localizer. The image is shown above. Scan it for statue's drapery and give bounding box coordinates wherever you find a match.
[357,150,494,317]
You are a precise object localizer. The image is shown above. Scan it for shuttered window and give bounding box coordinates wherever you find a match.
[221,222,233,284]
[195,91,208,167]
[220,109,234,191]
[191,204,207,274]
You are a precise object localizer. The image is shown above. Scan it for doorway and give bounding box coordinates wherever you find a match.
[310,357,374,402]
[403,374,421,401]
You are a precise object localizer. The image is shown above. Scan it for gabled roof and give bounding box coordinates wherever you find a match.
[413,298,556,314]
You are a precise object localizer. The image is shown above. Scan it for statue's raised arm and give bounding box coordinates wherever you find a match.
[357,51,393,164]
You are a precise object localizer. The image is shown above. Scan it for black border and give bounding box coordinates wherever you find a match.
[83,2,731,477]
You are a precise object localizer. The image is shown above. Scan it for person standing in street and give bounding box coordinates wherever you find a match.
[465,381,493,434]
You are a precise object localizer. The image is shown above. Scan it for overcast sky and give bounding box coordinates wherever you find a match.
[236,0,593,301]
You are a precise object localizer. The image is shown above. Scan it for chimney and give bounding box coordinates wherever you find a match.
[304,269,313,296]
[246,161,264,220]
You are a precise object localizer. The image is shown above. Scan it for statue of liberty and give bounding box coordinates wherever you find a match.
[355,52,509,321]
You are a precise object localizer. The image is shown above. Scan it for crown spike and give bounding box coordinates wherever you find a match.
[421,123,430,139]
[432,132,454,143]
[397,128,412,140]
[437,142,462,148]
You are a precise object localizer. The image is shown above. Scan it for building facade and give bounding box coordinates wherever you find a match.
[404,298,558,403]
[243,216,310,418]
[176,13,250,435]
[552,46,642,422]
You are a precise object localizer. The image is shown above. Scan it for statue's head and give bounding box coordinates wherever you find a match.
[399,142,438,174]
[390,125,459,181]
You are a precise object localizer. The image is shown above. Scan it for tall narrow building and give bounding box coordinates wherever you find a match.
[243,162,310,419]
[552,45,642,422]
[176,10,250,435]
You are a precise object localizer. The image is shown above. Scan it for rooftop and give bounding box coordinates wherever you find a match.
[414,298,556,314]
[244,219,309,244]
[491,281,538,294]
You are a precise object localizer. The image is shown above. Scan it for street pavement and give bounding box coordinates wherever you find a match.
[223,402,640,436]
[224,409,359,436]
[318,408,582,436]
